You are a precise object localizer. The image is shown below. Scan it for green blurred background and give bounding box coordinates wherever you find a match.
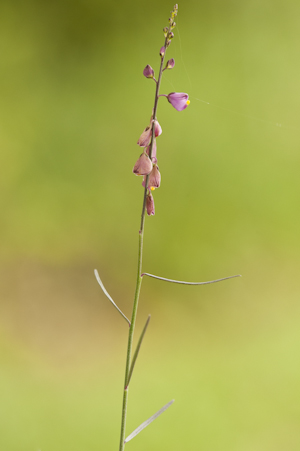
[1,0,300,449]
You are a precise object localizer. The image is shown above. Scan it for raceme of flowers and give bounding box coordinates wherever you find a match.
[132,5,190,216]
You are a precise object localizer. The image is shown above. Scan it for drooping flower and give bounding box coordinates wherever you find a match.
[165,58,175,69]
[167,92,190,111]
[143,65,155,79]
[145,139,157,163]
[133,151,153,175]
[137,126,152,147]
[142,164,161,190]
[146,192,155,216]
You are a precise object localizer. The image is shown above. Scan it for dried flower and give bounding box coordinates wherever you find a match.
[146,192,155,216]
[133,151,153,175]
[142,164,161,190]
[137,126,152,147]
[167,92,190,111]
[145,139,157,163]
[154,120,162,137]
[143,65,155,79]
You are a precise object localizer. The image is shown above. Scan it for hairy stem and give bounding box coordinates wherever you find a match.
[118,32,169,451]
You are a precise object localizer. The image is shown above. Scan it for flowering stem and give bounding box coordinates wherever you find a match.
[118,31,170,451]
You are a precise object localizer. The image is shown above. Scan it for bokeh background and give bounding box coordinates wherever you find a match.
[1,0,300,450]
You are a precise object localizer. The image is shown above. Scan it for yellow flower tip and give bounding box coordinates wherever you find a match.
[150,186,155,191]
[186,100,190,106]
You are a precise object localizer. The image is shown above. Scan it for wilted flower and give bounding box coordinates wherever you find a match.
[142,164,161,190]
[167,92,190,111]
[143,65,155,79]
[165,58,175,69]
[137,126,152,147]
[146,192,155,216]
[133,151,153,175]
[145,139,157,163]
[154,120,162,137]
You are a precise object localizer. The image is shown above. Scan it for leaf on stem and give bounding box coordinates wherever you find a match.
[94,269,131,326]
[124,399,175,443]
[141,273,241,285]
[126,315,151,388]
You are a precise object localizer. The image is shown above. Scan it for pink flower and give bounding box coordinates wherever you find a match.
[167,92,190,111]
[145,139,157,163]
[143,65,155,79]
[146,193,155,216]
[160,46,165,57]
[143,164,161,190]
[137,126,152,147]
[133,152,153,175]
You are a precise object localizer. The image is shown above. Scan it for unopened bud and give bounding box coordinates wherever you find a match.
[160,46,165,57]
[165,58,175,69]
[143,65,154,79]
[163,27,168,37]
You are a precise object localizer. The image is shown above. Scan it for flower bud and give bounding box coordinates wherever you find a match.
[167,92,190,111]
[163,27,168,37]
[146,192,155,216]
[165,58,175,69]
[160,46,165,57]
[137,126,152,147]
[133,151,153,176]
[143,65,154,79]
[168,31,174,39]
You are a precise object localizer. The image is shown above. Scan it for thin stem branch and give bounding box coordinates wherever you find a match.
[141,273,242,285]
[118,29,170,451]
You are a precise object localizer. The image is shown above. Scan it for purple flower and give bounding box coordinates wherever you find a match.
[160,46,165,57]
[143,164,161,190]
[143,65,155,79]
[137,126,152,147]
[167,92,190,111]
[165,58,175,69]
[145,139,157,163]
[133,151,153,175]
[146,193,155,216]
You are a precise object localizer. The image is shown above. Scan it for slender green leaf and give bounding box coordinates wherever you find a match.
[124,399,175,443]
[126,315,151,387]
[94,269,130,326]
[141,272,241,285]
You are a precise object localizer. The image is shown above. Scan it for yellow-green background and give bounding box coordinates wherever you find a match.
[1,0,300,450]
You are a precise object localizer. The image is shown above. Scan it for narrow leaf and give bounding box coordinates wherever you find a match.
[94,269,131,326]
[124,399,175,443]
[126,315,151,387]
[141,273,241,285]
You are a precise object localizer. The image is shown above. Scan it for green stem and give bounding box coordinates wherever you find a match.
[118,31,169,451]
